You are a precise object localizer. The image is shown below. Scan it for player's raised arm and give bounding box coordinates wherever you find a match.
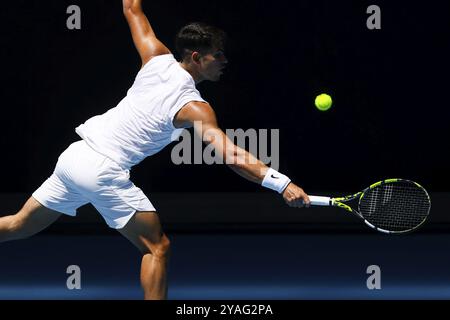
[174,102,311,208]
[122,0,170,65]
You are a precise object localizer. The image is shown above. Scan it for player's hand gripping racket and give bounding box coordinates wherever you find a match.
[308,179,431,234]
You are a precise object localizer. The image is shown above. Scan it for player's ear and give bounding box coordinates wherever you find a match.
[192,51,201,64]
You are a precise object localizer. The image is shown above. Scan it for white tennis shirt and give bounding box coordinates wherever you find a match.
[75,54,206,169]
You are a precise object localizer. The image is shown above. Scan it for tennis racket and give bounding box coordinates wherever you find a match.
[308,178,431,234]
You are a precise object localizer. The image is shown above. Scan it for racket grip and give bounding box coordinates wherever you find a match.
[308,196,331,206]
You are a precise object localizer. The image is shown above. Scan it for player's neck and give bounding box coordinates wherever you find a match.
[179,62,204,84]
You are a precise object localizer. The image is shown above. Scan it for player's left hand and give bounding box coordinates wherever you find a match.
[282,183,310,208]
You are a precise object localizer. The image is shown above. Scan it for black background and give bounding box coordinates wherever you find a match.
[1,0,449,195]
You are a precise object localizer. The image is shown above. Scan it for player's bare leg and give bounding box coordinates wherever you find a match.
[118,211,170,300]
[0,197,61,243]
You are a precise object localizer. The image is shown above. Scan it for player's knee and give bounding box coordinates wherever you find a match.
[149,234,171,259]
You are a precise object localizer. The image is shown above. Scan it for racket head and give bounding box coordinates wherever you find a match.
[357,179,431,234]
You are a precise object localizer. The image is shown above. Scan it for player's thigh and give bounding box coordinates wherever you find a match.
[118,211,169,255]
[13,196,62,234]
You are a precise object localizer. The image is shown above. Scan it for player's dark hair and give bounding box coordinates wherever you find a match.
[175,22,227,61]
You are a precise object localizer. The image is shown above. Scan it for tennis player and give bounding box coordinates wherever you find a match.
[0,0,310,299]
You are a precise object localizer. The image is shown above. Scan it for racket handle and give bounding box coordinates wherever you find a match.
[308,195,332,206]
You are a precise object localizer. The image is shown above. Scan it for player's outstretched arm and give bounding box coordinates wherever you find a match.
[174,102,310,208]
[122,0,170,66]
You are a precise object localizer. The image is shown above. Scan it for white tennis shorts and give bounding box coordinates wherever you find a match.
[32,140,155,229]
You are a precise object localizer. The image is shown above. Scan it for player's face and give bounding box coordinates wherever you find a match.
[199,49,228,82]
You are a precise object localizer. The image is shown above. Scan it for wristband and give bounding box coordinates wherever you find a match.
[262,168,291,193]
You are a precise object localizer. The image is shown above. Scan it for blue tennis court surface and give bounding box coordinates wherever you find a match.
[1,232,450,299]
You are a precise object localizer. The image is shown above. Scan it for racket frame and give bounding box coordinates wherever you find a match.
[309,178,431,234]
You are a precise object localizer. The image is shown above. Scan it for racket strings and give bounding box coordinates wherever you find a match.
[359,182,430,232]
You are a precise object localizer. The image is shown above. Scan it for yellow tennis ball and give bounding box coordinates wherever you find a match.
[315,93,332,111]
